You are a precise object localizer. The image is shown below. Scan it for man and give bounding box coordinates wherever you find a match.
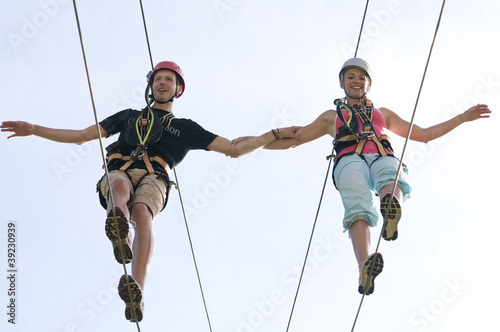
[1,61,302,322]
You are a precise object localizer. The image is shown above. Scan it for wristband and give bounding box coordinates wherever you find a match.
[271,129,279,139]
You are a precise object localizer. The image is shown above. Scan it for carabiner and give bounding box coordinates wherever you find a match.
[360,130,375,138]
[130,145,145,161]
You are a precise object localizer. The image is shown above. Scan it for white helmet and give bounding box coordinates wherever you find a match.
[339,58,371,82]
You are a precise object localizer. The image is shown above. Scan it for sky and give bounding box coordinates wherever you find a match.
[1,0,499,331]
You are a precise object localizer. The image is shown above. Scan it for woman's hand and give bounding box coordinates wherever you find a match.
[462,104,491,122]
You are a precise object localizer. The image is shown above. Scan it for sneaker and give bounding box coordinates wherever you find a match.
[118,275,144,322]
[380,194,402,241]
[105,208,133,264]
[358,253,384,295]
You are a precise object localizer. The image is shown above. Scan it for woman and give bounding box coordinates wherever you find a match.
[233,58,491,295]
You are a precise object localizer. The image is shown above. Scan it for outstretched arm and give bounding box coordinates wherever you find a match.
[230,110,336,150]
[380,104,491,143]
[208,126,302,158]
[262,110,336,149]
[1,121,106,145]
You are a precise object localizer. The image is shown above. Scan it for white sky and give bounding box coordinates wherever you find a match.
[1,1,499,331]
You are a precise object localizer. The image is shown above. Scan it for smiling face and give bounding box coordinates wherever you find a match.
[340,67,371,100]
[151,69,183,103]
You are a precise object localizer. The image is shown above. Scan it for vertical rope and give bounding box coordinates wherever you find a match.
[354,0,371,58]
[284,1,372,331]
[138,1,213,331]
[350,1,447,330]
[71,0,141,330]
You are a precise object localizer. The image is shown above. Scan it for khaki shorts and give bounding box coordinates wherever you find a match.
[99,169,169,218]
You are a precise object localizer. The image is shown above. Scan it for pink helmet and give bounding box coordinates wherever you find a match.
[148,61,185,98]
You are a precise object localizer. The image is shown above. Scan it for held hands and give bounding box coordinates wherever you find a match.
[231,126,303,147]
[462,104,491,122]
[0,121,34,139]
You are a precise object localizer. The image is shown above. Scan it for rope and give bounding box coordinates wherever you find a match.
[138,0,154,69]
[71,0,142,330]
[172,170,214,332]
[284,1,371,330]
[284,149,335,332]
[350,1,447,331]
[138,1,213,331]
[354,0,371,58]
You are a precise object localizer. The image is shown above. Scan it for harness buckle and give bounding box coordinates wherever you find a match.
[359,130,375,138]
[130,145,145,161]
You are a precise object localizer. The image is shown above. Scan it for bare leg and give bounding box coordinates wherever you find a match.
[351,219,385,295]
[108,179,131,220]
[130,203,154,291]
[350,219,371,269]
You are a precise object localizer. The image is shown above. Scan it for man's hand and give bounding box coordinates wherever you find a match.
[1,121,34,139]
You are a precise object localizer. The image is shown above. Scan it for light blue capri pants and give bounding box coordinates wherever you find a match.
[333,153,412,232]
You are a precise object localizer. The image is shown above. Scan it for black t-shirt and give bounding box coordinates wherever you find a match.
[100,108,218,169]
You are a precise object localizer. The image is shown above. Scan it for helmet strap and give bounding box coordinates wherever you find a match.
[344,89,367,104]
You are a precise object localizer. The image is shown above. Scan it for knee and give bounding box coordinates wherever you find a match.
[131,203,153,228]
[111,179,130,195]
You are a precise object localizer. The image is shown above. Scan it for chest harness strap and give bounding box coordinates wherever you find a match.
[333,98,394,159]
[106,112,176,176]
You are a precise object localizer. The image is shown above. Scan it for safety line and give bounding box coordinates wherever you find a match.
[172,169,214,332]
[284,1,372,330]
[137,1,214,331]
[350,1,447,331]
[284,146,335,332]
[71,1,142,330]
[354,0,371,58]
[139,0,154,69]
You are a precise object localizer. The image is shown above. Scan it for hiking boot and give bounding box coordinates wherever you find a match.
[358,252,384,295]
[380,194,402,241]
[118,274,144,322]
[105,208,133,264]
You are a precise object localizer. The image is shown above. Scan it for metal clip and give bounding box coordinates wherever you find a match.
[360,130,375,138]
[130,145,145,161]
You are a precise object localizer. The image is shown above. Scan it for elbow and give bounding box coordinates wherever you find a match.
[75,135,88,145]
[77,129,98,145]
[418,134,437,144]
[419,138,431,144]
[410,131,432,144]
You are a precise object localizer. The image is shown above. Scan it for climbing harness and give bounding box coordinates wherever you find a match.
[329,98,396,190]
[124,108,162,161]
[332,98,394,161]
